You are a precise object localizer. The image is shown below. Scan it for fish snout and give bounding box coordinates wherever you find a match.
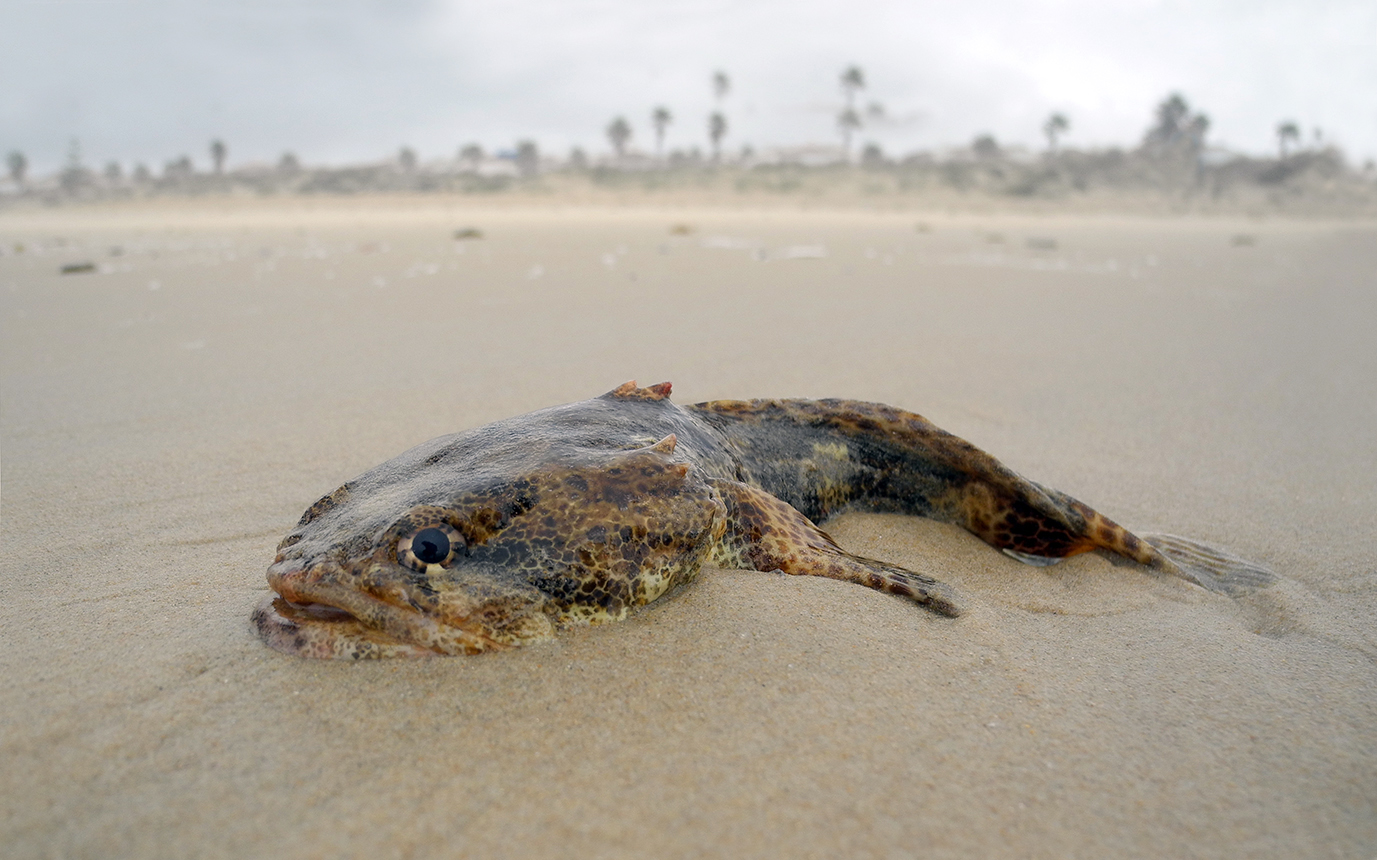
[266,557,346,605]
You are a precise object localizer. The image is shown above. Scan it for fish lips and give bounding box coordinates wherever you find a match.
[257,558,517,658]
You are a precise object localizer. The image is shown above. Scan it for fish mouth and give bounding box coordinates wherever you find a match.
[254,561,504,659]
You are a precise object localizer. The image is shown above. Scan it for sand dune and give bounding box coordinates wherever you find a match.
[2,197,1374,858]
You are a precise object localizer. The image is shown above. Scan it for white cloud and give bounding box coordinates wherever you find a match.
[3,0,1373,172]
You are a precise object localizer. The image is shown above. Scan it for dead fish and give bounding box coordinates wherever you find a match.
[255,382,1272,658]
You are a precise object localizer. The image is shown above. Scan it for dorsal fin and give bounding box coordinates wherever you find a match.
[604,380,673,401]
[647,434,677,455]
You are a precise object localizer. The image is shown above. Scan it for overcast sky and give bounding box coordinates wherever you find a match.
[5,0,1375,173]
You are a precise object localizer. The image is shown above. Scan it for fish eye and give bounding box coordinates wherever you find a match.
[397,524,462,571]
[412,528,450,563]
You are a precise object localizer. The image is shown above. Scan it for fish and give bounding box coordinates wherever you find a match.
[254,381,1272,658]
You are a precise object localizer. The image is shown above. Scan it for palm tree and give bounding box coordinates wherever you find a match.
[1276,121,1300,158]
[1146,93,1190,146]
[61,139,92,192]
[606,117,632,159]
[709,72,731,164]
[839,66,866,159]
[210,139,227,174]
[651,106,673,159]
[708,112,728,161]
[841,65,865,110]
[6,151,26,187]
[1043,113,1069,152]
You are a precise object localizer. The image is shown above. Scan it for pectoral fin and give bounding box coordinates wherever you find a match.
[708,479,963,617]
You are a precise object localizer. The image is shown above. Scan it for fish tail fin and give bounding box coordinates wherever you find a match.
[1140,532,1274,596]
[1023,499,1275,597]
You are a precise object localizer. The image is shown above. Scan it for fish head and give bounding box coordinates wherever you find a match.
[255,433,724,658]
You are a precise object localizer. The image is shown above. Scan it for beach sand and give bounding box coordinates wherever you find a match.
[2,197,1374,858]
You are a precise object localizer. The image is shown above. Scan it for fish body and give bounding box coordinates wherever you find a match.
[255,382,1271,658]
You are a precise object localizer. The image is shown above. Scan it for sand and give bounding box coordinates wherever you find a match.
[2,197,1374,859]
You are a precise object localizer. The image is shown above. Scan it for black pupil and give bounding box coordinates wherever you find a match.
[411,528,450,565]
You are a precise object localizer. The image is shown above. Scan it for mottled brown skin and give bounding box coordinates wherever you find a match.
[255,381,1271,658]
